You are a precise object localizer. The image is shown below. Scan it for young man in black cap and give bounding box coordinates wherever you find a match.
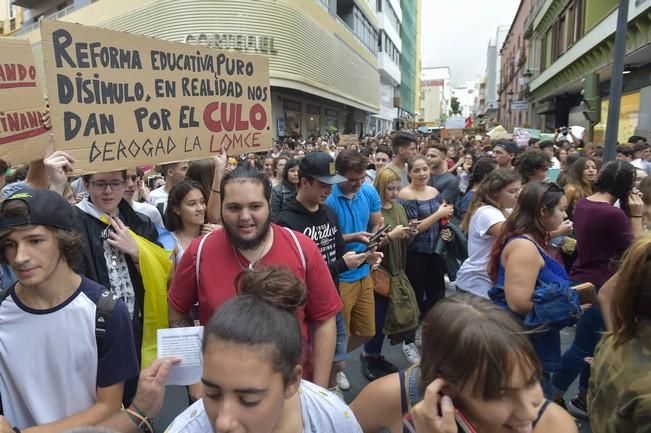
[492,139,520,170]
[0,189,138,433]
[276,152,374,395]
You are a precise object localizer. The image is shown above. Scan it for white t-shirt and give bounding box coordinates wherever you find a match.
[0,278,138,429]
[132,200,164,227]
[455,205,506,298]
[147,186,169,213]
[164,380,362,433]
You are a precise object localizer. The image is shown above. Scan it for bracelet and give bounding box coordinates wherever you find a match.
[125,406,154,433]
[631,215,643,218]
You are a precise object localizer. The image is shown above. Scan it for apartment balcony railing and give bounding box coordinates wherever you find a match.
[15,4,74,36]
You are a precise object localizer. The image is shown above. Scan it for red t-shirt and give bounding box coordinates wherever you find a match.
[168,224,342,375]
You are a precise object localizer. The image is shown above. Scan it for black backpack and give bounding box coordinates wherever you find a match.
[0,287,118,415]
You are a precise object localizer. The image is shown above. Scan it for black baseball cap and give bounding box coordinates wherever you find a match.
[0,188,74,231]
[299,152,347,184]
[494,140,520,155]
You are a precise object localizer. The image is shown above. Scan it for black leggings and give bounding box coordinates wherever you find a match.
[406,251,446,316]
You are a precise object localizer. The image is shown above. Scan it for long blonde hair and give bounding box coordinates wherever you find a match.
[374,167,401,205]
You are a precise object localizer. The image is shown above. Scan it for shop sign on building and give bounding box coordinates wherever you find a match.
[184,33,278,54]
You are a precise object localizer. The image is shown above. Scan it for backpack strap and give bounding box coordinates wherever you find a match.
[195,232,212,286]
[284,227,305,271]
[95,289,119,340]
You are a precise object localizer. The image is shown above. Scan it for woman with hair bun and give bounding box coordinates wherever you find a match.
[165,267,362,433]
[552,160,643,416]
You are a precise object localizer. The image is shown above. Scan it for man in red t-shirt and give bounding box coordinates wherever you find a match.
[168,166,341,394]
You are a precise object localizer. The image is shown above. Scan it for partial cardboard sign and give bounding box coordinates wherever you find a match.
[446,128,464,138]
[339,134,358,146]
[40,20,272,174]
[0,38,49,164]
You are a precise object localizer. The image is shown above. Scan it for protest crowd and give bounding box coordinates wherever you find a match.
[1,18,650,433]
[1,119,650,433]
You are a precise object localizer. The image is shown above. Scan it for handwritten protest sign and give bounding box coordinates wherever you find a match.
[0,38,49,164]
[339,134,358,147]
[40,20,272,174]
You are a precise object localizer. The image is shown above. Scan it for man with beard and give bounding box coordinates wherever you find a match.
[167,166,341,392]
[426,144,459,205]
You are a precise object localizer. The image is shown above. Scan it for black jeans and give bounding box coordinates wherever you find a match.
[406,251,446,315]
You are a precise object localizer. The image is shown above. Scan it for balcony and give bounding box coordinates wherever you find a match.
[12,0,47,8]
[15,4,74,36]
[378,51,401,86]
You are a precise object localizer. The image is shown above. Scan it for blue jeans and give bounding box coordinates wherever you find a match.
[333,312,347,363]
[363,292,389,355]
[552,305,605,393]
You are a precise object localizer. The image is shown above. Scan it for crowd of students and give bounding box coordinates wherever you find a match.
[0,126,649,433]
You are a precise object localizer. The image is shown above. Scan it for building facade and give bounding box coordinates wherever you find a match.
[0,0,23,35]
[373,0,402,134]
[525,0,651,141]
[420,66,451,127]
[15,0,383,139]
[498,0,532,131]
[398,0,419,128]
[451,80,480,118]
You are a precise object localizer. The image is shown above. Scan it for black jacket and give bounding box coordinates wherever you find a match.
[270,181,297,220]
[276,197,348,285]
[72,199,159,345]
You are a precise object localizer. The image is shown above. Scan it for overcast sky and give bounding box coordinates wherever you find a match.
[420,0,521,85]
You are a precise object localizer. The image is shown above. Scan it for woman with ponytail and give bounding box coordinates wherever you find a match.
[165,267,362,433]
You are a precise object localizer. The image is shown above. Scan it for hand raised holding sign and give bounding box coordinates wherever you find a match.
[44,135,76,195]
[207,145,227,224]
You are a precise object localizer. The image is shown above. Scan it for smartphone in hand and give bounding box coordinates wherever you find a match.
[573,282,597,305]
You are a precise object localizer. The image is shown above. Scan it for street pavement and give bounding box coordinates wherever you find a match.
[156,320,592,433]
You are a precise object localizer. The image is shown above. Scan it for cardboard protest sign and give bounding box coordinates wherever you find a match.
[339,134,358,147]
[40,20,272,174]
[0,38,49,164]
[446,129,464,138]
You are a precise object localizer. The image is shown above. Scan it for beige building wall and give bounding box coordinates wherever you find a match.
[23,0,379,114]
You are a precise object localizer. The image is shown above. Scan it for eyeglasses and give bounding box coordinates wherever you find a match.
[90,180,125,191]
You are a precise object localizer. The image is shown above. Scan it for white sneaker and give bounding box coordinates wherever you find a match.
[402,342,421,364]
[336,371,350,390]
[329,385,345,401]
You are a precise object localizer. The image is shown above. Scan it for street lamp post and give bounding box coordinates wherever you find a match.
[603,0,630,162]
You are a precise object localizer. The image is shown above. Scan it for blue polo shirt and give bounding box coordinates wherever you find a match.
[326,183,381,283]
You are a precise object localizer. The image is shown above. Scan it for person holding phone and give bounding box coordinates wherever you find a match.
[361,168,420,376]
[351,294,577,433]
[398,155,454,364]
[487,182,581,398]
[552,160,643,417]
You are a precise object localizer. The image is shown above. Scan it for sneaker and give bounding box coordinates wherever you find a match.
[402,342,421,364]
[567,395,588,418]
[336,371,350,391]
[360,353,398,381]
[328,386,345,401]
